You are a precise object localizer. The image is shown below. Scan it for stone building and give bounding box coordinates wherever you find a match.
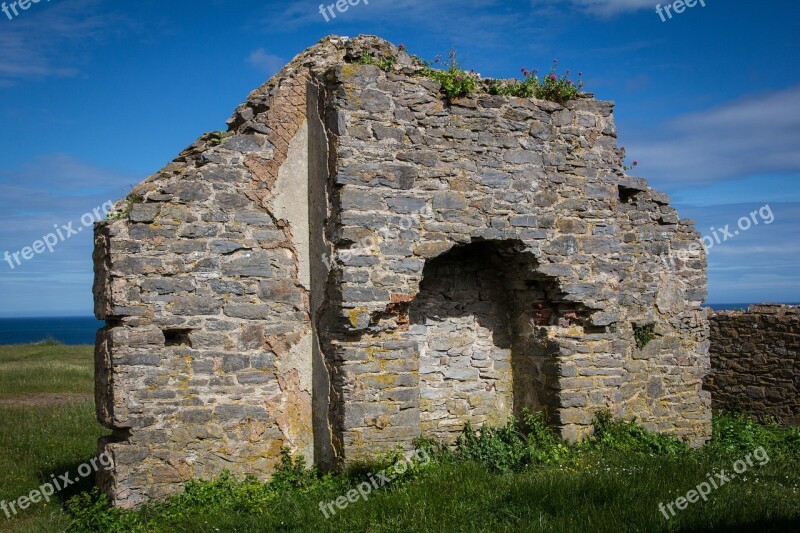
[93,35,711,507]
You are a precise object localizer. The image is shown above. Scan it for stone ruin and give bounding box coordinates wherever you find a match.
[93,35,712,507]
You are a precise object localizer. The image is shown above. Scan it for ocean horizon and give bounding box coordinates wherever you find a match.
[1,303,797,346]
[0,316,104,346]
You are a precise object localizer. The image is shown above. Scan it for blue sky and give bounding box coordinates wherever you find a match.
[0,0,798,317]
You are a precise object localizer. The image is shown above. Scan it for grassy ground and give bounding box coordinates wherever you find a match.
[67,414,798,533]
[92,454,798,533]
[0,342,799,532]
[0,343,106,532]
[0,341,94,398]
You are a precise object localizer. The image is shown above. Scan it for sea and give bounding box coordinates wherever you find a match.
[0,317,104,346]
[0,304,796,345]
[705,303,798,311]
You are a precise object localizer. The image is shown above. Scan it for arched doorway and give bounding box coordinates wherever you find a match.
[409,240,565,440]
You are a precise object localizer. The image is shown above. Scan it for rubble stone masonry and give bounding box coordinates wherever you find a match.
[707,305,800,425]
[93,35,711,507]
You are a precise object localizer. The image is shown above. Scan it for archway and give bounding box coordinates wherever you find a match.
[409,240,566,440]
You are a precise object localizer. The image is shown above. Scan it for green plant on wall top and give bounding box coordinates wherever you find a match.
[357,52,397,73]
[535,59,583,103]
[488,59,583,104]
[209,131,226,146]
[419,48,480,100]
[350,44,585,104]
[106,194,143,221]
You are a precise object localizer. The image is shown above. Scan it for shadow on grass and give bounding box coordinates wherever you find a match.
[679,516,800,532]
[38,457,104,505]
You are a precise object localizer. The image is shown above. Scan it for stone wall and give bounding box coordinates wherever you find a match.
[93,38,343,507]
[323,47,711,458]
[707,305,800,424]
[94,35,712,507]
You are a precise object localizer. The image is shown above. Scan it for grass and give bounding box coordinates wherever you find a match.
[63,412,800,532]
[0,342,799,532]
[0,341,94,397]
[0,343,107,532]
[0,402,104,532]
[66,444,800,532]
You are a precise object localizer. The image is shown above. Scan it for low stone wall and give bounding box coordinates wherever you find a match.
[707,305,800,425]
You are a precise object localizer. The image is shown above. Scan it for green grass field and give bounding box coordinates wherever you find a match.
[0,341,94,398]
[0,342,799,532]
[0,343,106,532]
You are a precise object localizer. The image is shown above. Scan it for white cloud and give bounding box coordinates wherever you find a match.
[247,49,284,76]
[566,0,655,16]
[0,155,132,316]
[260,0,535,49]
[0,0,126,84]
[627,86,800,186]
[711,264,800,272]
[0,153,133,203]
[556,0,712,19]
[0,154,134,242]
[711,271,800,291]
[674,200,800,302]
